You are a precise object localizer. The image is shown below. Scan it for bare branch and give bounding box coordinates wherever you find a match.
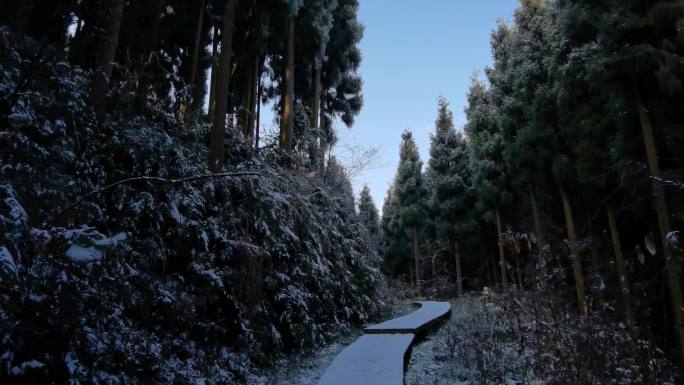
[49,171,260,225]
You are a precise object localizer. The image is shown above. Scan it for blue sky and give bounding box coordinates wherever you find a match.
[260,1,520,212]
[343,0,519,211]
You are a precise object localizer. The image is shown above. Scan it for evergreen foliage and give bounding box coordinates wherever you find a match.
[382,131,428,277]
[358,185,381,254]
[426,98,476,288]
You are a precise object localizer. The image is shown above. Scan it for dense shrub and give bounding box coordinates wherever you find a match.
[0,28,386,384]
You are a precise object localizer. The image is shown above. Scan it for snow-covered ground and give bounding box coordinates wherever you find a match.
[246,329,362,385]
[245,291,680,385]
[405,297,483,385]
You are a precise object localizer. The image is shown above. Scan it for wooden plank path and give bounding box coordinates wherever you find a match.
[317,301,451,385]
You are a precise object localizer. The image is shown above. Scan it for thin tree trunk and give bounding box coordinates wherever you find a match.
[607,204,632,321]
[414,227,421,296]
[255,59,262,152]
[559,184,587,315]
[319,89,327,169]
[134,0,163,114]
[486,253,494,288]
[245,53,260,147]
[89,0,125,122]
[279,15,296,151]
[240,60,254,140]
[312,63,322,166]
[311,65,322,129]
[495,207,507,288]
[490,249,498,288]
[514,252,523,290]
[208,0,237,172]
[588,220,605,307]
[636,99,684,359]
[454,241,463,296]
[188,0,206,114]
[530,185,545,256]
[208,22,220,122]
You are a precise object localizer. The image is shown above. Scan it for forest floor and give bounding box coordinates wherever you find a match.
[249,290,680,385]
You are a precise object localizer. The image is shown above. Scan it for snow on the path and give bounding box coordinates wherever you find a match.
[365,301,451,334]
[317,301,451,385]
[316,334,415,385]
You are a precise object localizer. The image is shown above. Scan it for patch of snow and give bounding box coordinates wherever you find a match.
[66,244,102,263]
[0,246,18,277]
[10,359,45,375]
[92,232,126,247]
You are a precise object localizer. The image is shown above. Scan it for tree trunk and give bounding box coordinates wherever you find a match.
[529,185,545,256]
[453,241,463,296]
[514,251,523,290]
[486,253,494,288]
[490,249,498,288]
[311,65,322,129]
[319,90,327,169]
[208,0,237,172]
[208,22,220,122]
[188,0,206,114]
[255,58,263,152]
[134,0,163,114]
[559,183,587,315]
[312,63,322,166]
[279,15,296,151]
[89,0,125,122]
[414,227,421,296]
[240,59,254,140]
[588,220,605,307]
[495,207,507,288]
[636,99,684,358]
[245,53,260,147]
[607,204,632,322]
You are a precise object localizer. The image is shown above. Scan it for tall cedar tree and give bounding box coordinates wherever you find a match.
[427,97,475,295]
[387,131,428,291]
[558,0,684,357]
[358,185,381,254]
[209,0,237,172]
[465,75,511,289]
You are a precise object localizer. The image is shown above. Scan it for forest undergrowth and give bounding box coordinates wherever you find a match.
[0,27,387,384]
[406,289,679,385]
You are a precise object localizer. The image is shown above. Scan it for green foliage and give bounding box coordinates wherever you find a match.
[357,185,381,254]
[0,30,383,383]
[426,98,477,256]
[382,131,428,276]
[465,75,511,218]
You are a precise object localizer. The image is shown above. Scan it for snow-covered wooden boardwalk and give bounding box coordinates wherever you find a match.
[365,301,451,334]
[317,301,451,385]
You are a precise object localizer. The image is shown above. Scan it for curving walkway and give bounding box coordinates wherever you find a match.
[317,301,451,385]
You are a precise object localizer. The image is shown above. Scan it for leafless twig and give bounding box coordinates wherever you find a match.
[49,171,260,225]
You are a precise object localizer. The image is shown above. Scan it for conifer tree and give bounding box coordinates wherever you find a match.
[209,0,237,172]
[465,75,511,289]
[559,0,684,343]
[279,0,301,151]
[358,185,381,254]
[388,131,428,292]
[427,97,475,295]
